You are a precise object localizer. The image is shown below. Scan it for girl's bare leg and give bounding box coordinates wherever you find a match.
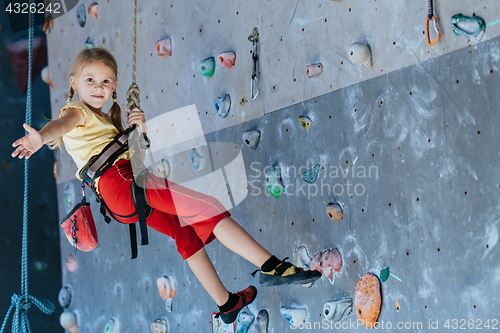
[187,247,229,306]
[213,216,272,268]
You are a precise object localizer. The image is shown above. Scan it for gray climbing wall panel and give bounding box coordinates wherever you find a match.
[49,1,500,332]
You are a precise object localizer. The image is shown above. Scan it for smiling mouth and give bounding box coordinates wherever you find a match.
[92,95,104,98]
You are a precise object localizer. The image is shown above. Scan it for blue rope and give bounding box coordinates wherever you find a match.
[1,2,55,332]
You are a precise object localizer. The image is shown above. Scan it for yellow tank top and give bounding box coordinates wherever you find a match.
[60,101,130,185]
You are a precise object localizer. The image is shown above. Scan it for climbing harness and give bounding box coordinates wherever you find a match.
[1,1,55,332]
[426,0,441,46]
[248,27,260,100]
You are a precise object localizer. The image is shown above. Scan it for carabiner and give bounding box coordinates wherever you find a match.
[248,27,260,100]
[43,16,53,34]
[426,16,441,46]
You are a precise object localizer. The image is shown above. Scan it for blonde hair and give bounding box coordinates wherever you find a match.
[49,47,125,150]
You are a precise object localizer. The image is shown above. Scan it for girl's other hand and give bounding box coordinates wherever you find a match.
[11,123,44,159]
[127,107,147,133]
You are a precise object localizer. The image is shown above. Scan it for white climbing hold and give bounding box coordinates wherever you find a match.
[295,246,312,270]
[349,42,373,69]
[58,286,72,308]
[60,311,79,333]
[323,297,353,322]
[242,129,260,150]
[253,309,269,333]
[280,306,306,326]
[151,317,168,333]
[155,158,170,178]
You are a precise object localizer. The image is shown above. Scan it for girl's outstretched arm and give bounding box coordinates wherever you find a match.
[11,108,85,159]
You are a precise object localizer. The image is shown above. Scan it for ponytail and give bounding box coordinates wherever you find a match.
[109,90,125,133]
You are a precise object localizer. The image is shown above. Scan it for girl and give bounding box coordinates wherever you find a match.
[11,47,321,324]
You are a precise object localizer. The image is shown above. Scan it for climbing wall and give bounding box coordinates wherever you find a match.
[48,0,500,332]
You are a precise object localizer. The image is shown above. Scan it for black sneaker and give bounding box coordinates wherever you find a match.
[254,258,322,287]
[215,286,257,324]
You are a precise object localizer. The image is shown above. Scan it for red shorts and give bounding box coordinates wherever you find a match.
[97,159,231,259]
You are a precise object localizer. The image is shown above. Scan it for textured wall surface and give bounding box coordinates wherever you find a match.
[46,0,500,332]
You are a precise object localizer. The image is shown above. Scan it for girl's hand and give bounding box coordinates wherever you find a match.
[127,107,147,133]
[11,123,44,159]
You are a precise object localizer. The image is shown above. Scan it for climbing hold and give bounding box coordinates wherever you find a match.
[306,63,323,78]
[65,254,77,273]
[155,39,172,57]
[280,306,306,326]
[62,182,74,208]
[451,14,486,41]
[355,273,382,328]
[379,267,390,283]
[302,164,320,183]
[198,57,215,77]
[212,313,236,331]
[215,93,231,118]
[151,318,168,333]
[235,308,254,333]
[157,275,176,300]
[310,248,342,280]
[88,3,98,19]
[323,297,353,322]
[104,318,118,333]
[76,4,87,27]
[85,37,95,49]
[242,129,260,150]
[155,158,170,178]
[297,115,312,130]
[349,42,373,69]
[326,202,343,222]
[58,286,72,308]
[191,148,205,172]
[60,311,79,333]
[41,66,54,89]
[265,166,285,198]
[218,51,236,68]
[295,246,314,287]
[254,310,269,333]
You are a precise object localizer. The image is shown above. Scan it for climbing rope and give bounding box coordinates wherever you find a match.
[1,2,55,332]
[426,0,441,46]
[125,0,140,113]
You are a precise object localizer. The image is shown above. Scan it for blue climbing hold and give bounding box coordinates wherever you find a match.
[235,309,254,333]
[451,14,486,41]
[85,37,95,49]
[215,94,231,118]
[77,4,87,27]
[303,164,320,183]
[191,148,205,172]
[380,267,390,283]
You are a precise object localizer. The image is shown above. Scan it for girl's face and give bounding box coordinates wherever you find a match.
[70,61,117,114]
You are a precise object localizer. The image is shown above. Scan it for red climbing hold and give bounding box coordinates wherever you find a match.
[306,63,323,78]
[310,248,342,280]
[218,51,236,68]
[155,39,172,57]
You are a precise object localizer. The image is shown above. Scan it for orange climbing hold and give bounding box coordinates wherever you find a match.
[306,63,323,78]
[88,3,98,19]
[326,202,343,222]
[218,51,236,68]
[355,273,382,328]
[155,39,172,57]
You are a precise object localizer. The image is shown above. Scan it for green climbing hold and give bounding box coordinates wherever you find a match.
[266,166,285,198]
[298,115,312,130]
[451,14,486,41]
[198,57,215,77]
[85,37,95,49]
[380,267,390,283]
[303,164,320,183]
